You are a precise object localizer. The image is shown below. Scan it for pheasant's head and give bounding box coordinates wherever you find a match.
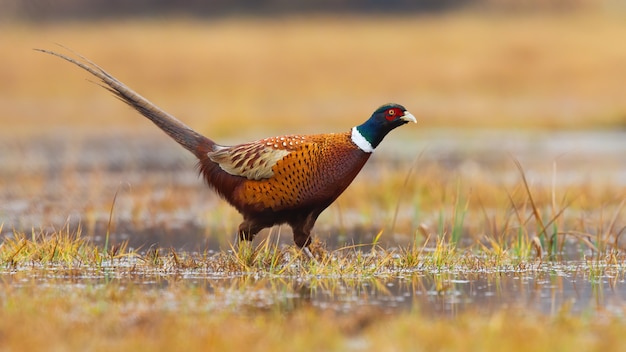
[351,103,416,152]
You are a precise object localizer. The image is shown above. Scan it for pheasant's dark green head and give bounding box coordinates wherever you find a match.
[351,103,417,152]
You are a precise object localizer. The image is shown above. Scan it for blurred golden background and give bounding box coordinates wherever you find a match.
[1,1,625,140]
[1,1,625,246]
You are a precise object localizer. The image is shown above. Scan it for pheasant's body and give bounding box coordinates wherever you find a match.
[199,131,371,246]
[210,132,368,211]
[39,48,416,250]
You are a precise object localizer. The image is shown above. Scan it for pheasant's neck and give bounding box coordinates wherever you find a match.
[351,127,375,153]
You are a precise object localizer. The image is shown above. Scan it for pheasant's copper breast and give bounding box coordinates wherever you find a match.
[235,132,370,212]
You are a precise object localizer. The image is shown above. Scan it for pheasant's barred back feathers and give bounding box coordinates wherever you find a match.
[230,132,370,212]
[207,134,312,180]
[208,142,290,180]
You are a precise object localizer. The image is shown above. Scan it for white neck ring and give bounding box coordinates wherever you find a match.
[351,127,375,153]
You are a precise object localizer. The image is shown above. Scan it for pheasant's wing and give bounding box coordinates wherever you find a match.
[208,141,291,180]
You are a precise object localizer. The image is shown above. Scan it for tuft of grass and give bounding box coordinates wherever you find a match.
[0,224,137,270]
[225,234,294,274]
[1,224,92,268]
[511,158,580,260]
[450,178,470,246]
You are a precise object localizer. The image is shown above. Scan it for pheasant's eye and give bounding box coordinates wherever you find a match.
[385,108,397,121]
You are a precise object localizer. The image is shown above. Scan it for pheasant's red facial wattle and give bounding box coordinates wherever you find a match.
[385,108,403,121]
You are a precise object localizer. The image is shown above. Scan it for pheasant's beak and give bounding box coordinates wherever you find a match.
[401,111,417,123]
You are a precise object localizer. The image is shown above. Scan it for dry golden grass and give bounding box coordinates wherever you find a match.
[1,11,626,139]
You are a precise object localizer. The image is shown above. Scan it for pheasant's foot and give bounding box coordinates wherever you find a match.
[302,247,317,262]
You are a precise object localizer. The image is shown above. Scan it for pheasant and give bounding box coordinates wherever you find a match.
[37,48,416,253]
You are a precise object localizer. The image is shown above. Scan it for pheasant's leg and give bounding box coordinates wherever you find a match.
[292,227,311,248]
[291,211,320,252]
[237,220,266,245]
[293,227,315,260]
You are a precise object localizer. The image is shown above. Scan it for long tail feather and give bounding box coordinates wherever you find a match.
[35,46,213,157]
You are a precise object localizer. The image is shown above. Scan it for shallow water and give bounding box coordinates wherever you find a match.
[3,261,625,318]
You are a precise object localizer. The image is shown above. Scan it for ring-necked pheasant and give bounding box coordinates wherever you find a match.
[37,48,416,253]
